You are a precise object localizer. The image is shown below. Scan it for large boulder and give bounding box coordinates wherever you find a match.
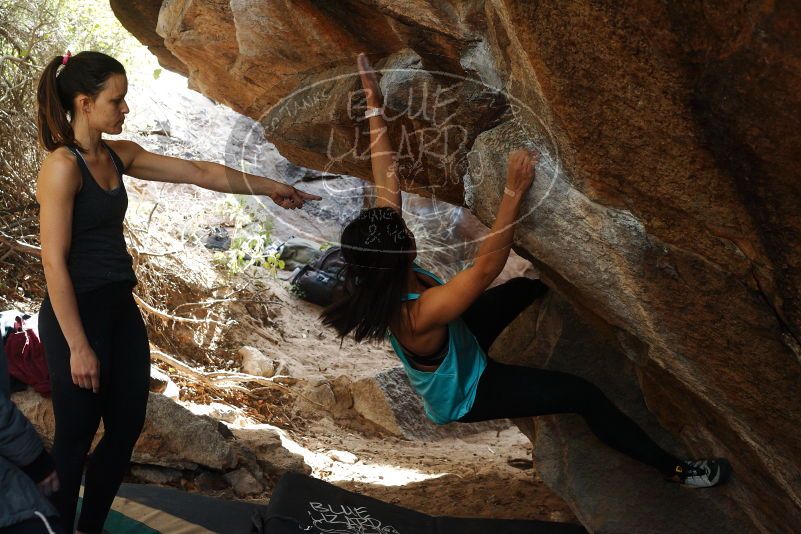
[229,427,310,476]
[350,366,507,440]
[491,292,749,532]
[11,390,305,483]
[108,0,186,76]
[12,390,234,469]
[134,392,236,470]
[113,2,801,531]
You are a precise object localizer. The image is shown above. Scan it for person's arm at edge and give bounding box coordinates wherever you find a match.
[0,391,55,482]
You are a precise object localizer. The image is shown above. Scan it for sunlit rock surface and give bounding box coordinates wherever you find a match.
[114,1,801,531]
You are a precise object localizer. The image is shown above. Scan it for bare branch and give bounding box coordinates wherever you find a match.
[133,292,236,326]
[0,25,23,53]
[150,349,293,396]
[0,231,40,256]
[0,55,32,66]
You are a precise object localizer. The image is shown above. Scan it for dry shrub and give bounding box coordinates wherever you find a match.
[0,0,64,305]
[0,0,156,306]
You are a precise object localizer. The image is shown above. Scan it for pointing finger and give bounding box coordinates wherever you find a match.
[298,190,322,201]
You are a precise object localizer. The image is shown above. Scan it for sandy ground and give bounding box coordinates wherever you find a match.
[284,419,576,523]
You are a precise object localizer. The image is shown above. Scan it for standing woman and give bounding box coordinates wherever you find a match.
[34,50,320,534]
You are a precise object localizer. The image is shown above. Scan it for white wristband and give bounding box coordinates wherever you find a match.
[503,186,516,198]
[364,107,383,119]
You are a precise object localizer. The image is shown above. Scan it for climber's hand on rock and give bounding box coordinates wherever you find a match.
[505,149,538,197]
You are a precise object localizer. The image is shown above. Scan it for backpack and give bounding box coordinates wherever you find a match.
[4,315,51,396]
[290,246,347,307]
[277,237,324,271]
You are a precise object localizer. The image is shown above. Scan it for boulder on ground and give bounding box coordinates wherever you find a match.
[11,389,307,489]
[239,346,276,378]
[351,367,508,440]
[231,426,310,476]
[224,468,264,497]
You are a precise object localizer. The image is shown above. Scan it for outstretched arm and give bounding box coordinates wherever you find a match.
[357,53,402,211]
[414,149,538,332]
[107,140,321,210]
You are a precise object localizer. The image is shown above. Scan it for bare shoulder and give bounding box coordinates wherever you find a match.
[36,148,80,199]
[39,147,79,180]
[105,139,143,169]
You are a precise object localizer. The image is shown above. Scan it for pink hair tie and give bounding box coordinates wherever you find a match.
[61,51,71,65]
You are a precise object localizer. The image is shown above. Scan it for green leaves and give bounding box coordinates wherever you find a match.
[212,225,286,277]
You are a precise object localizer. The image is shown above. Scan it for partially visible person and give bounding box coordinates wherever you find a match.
[0,343,64,534]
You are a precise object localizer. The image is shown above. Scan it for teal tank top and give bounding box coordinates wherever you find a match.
[387,263,488,424]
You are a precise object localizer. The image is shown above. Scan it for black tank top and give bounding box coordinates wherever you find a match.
[64,142,136,294]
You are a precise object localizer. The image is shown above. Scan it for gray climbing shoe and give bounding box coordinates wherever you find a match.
[670,458,732,488]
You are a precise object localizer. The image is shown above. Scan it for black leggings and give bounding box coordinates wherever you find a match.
[458,277,679,474]
[38,282,150,534]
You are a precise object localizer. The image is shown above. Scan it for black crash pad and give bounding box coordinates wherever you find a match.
[255,472,587,534]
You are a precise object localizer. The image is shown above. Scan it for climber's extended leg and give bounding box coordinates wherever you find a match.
[458,359,731,487]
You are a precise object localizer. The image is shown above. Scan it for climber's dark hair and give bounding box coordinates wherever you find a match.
[36,51,126,152]
[321,207,415,343]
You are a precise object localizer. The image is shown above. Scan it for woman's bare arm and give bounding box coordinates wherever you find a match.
[413,149,538,332]
[36,152,100,392]
[357,53,402,211]
[106,140,321,210]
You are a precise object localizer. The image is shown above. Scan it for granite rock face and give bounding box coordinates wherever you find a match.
[114,1,801,531]
[490,292,751,533]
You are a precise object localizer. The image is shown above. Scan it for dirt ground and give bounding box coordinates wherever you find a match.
[286,419,576,523]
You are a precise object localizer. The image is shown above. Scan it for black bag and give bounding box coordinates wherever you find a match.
[290,246,347,306]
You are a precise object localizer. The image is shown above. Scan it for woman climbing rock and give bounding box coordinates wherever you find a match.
[322,52,731,490]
